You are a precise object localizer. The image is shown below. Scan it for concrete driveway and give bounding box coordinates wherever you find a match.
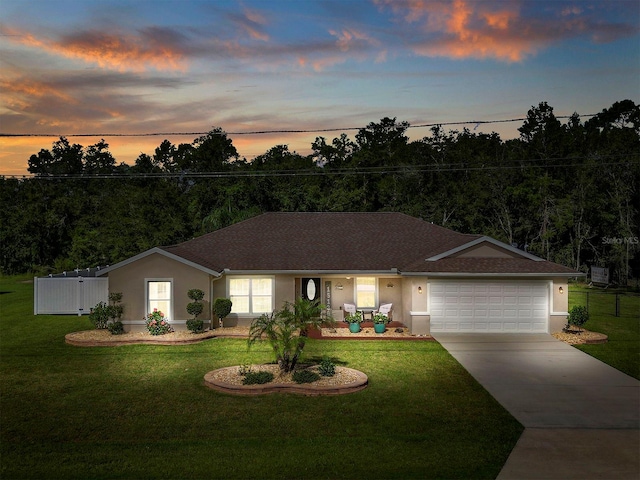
[434,333,640,479]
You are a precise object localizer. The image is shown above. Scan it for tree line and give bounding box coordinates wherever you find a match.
[1,100,638,285]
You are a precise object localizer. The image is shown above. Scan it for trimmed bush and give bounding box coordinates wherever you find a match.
[318,356,336,377]
[292,369,321,384]
[186,318,205,333]
[88,302,110,329]
[242,371,274,385]
[213,298,233,327]
[566,305,589,331]
[107,321,124,335]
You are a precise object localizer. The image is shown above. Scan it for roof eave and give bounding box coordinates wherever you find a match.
[401,271,586,277]
[96,247,222,277]
[426,236,544,262]
[222,268,400,275]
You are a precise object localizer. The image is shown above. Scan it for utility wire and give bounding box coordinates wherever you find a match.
[0,114,600,138]
[4,154,637,180]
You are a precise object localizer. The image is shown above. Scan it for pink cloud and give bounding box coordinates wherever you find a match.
[3,26,189,72]
[375,0,635,63]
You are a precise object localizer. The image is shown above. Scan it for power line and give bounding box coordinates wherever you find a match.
[4,154,636,180]
[0,114,599,138]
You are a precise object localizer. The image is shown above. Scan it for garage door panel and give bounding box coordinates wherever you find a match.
[430,280,548,333]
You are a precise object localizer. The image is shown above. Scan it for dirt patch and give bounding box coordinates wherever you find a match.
[552,329,608,345]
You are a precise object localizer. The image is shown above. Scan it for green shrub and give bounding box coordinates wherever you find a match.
[566,305,589,331]
[186,302,204,318]
[186,318,205,333]
[242,371,274,385]
[318,356,336,377]
[89,302,110,329]
[292,369,321,384]
[145,309,173,335]
[213,298,233,327]
[107,321,124,335]
[187,289,205,302]
[238,364,252,376]
[186,288,205,329]
[107,292,124,323]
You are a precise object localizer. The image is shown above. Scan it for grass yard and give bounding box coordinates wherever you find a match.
[569,285,640,380]
[0,275,522,480]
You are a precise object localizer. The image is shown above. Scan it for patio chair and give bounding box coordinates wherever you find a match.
[373,303,393,320]
[343,303,357,322]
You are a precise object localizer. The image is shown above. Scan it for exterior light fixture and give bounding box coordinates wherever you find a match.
[559,287,564,294]
[418,286,423,294]
[387,283,394,288]
[335,283,344,290]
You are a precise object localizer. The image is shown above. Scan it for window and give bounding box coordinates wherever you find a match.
[147,280,172,319]
[229,277,274,314]
[356,277,376,309]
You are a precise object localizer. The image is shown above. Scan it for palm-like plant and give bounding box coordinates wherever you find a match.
[248,298,333,373]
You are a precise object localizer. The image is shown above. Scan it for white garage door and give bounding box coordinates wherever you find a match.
[430,281,549,332]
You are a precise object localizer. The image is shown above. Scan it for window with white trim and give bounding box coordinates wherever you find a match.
[229,277,274,314]
[147,280,172,319]
[355,277,376,309]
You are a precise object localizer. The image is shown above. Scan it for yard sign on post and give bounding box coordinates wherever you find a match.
[590,266,609,286]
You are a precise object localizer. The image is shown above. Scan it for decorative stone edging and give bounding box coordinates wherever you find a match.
[203,366,368,396]
[64,330,246,347]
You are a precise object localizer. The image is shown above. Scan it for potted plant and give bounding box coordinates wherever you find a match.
[345,311,363,333]
[372,312,389,334]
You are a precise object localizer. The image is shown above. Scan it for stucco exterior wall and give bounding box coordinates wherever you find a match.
[107,253,212,331]
[549,278,569,333]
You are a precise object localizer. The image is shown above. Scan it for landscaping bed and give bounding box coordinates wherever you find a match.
[64,327,249,346]
[552,329,608,345]
[204,364,368,396]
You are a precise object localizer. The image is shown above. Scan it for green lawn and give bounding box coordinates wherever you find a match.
[1,275,522,480]
[569,285,640,380]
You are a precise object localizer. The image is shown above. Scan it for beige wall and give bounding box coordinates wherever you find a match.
[551,279,569,314]
[107,253,212,330]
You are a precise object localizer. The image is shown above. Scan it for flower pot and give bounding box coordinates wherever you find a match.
[374,323,386,334]
[348,322,361,333]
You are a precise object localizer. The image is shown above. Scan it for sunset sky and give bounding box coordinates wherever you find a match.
[1,0,638,176]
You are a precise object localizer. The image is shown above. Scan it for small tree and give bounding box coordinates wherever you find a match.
[566,305,589,333]
[212,298,232,329]
[248,297,333,373]
[106,292,124,323]
[106,292,124,335]
[186,289,205,333]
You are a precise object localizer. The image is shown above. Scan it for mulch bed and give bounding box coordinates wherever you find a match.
[552,328,608,345]
[203,364,368,396]
[65,325,431,346]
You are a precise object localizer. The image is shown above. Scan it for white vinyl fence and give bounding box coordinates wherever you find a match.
[34,277,108,315]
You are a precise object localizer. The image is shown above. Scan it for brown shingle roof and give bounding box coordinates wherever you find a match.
[162,212,478,273]
[160,212,580,276]
[405,257,580,275]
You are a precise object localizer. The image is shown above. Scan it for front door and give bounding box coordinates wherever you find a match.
[301,278,321,302]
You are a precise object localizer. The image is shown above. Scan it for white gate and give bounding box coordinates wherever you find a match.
[34,277,108,315]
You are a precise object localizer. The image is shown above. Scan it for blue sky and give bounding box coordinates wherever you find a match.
[1,0,638,175]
